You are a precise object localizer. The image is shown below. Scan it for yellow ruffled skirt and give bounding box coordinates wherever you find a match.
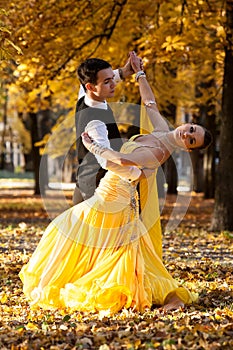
[19,174,197,314]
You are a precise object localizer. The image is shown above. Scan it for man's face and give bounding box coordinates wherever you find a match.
[86,68,116,101]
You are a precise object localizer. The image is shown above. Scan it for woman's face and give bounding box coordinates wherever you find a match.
[174,123,205,150]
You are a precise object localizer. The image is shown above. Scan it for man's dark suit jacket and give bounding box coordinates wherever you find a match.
[75,96,123,200]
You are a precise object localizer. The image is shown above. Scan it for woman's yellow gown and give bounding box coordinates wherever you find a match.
[19,139,197,314]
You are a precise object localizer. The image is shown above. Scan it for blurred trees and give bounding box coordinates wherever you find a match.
[2,1,225,112]
[0,7,22,170]
[0,0,232,229]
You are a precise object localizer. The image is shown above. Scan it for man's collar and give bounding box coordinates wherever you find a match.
[84,95,108,110]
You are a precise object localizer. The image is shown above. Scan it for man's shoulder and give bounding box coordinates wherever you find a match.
[76,96,86,111]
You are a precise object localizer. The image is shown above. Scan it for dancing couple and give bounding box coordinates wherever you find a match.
[19,52,212,314]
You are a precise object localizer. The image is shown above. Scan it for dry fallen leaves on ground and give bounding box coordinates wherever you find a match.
[0,190,232,349]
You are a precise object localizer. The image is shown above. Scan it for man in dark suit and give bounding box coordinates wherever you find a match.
[73,53,138,204]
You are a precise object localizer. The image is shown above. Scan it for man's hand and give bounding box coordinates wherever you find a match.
[120,51,143,78]
[129,51,144,73]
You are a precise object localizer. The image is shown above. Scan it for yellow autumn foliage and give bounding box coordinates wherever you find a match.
[0,0,226,157]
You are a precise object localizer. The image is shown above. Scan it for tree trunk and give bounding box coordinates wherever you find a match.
[194,81,217,198]
[211,0,233,231]
[157,165,166,198]
[161,100,178,195]
[165,156,178,195]
[203,113,216,199]
[0,90,7,170]
[190,151,204,193]
[29,112,46,195]
[198,105,216,199]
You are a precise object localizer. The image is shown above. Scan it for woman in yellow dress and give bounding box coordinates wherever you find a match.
[19,54,212,314]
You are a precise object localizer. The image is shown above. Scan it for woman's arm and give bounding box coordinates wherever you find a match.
[81,132,164,169]
[129,51,170,132]
[106,160,154,181]
[106,161,142,181]
[138,76,170,132]
[84,120,143,181]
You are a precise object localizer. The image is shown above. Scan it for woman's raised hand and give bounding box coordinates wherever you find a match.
[129,51,143,73]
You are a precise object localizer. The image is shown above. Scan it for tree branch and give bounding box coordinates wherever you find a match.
[178,0,187,35]
[49,0,128,80]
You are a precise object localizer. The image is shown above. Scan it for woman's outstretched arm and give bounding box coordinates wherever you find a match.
[83,120,156,179]
[81,131,164,169]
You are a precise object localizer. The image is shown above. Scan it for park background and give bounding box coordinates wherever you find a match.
[0,1,233,349]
